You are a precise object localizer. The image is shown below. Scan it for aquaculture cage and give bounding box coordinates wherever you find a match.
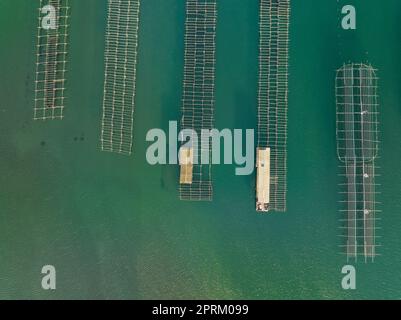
[336,63,380,262]
[101,0,141,155]
[179,0,217,201]
[256,0,290,212]
[34,0,70,120]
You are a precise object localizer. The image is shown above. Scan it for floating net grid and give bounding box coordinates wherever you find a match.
[101,0,140,155]
[257,0,290,212]
[179,0,217,201]
[34,0,70,120]
[336,63,380,262]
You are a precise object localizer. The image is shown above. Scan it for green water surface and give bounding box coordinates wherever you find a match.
[0,0,401,299]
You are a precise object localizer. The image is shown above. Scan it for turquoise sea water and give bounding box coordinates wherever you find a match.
[0,0,401,299]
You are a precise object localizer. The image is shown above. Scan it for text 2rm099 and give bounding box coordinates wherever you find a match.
[196,305,249,316]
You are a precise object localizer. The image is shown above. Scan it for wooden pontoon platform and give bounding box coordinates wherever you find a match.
[179,147,194,185]
[256,148,271,212]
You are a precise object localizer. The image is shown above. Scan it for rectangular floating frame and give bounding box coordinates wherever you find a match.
[336,63,380,262]
[256,0,290,212]
[256,148,271,212]
[179,0,217,201]
[179,147,194,185]
[34,0,70,120]
[101,0,140,155]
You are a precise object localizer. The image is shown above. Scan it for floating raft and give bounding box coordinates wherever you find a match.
[179,147,194,185]
[179,0,217,201]
[256,148,271,212]
[336,63,380,262]
[101,0,140,155]
[34,0,70,120]
[256,0,290,212]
